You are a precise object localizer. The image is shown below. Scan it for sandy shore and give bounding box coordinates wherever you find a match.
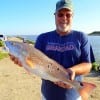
[0,57,100,100]
[84,72,100,100]
[0,57,41,100]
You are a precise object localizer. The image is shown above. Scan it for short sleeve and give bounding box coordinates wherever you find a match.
[80,33,95,63]
[35,34,46,52]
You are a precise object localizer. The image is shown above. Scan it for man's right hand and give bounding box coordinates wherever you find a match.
[9,54,22,67]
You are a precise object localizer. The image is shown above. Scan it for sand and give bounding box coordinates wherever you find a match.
[0,57,41,100]
[84,72,100,100]
[0,57,100,100]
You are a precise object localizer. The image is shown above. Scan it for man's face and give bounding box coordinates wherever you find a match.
[55,8,73,35]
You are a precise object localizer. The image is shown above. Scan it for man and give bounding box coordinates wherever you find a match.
[34,0,95,100]
[10,0,95,100]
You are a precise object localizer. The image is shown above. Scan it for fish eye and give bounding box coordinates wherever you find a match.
[10,42,17,46]
[10,42,21,49]
[10,42,14,45]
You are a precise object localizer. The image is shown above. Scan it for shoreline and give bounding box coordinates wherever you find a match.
[0,57,41,100]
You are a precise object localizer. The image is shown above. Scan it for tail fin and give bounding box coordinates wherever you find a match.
[79,82,96,100]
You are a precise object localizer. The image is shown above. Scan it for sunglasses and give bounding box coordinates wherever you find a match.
[57,13,73,18]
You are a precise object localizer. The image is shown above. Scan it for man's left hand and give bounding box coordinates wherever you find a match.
[54,68,75,89]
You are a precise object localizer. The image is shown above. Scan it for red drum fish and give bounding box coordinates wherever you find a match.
[4,40,96,99]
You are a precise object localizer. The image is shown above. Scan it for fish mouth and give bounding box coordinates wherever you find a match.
[3,46,9,53]
[2,41,10,53]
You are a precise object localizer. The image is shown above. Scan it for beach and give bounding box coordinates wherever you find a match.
[0,57,100,100]
[0,57,41,100]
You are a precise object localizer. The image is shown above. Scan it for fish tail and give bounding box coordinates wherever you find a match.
[78,82,96,100]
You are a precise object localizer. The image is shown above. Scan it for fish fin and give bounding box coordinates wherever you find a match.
[78,82,96,100]
[25,57,36,68]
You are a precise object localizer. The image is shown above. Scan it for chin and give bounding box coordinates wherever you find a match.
[58,27,69,33]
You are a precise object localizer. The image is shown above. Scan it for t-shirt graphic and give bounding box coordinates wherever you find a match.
[46,42,75,52]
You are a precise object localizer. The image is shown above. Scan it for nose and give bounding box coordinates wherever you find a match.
[63,15,67,19]
[61,15,68,22]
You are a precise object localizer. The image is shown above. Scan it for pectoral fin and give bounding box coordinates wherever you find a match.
[25,57,36,68]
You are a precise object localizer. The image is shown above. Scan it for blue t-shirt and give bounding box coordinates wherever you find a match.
[35,30,95,100]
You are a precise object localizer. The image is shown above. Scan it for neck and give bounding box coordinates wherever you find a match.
[56,30,71,36]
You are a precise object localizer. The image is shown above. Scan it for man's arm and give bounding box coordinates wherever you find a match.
[71,62,92,75]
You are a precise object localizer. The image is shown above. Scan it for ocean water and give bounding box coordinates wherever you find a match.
[88,36,100,63]
[20,35,100,63]
[17,35,38,42]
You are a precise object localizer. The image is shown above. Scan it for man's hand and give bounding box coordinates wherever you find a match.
[54,68,75,89]
[9,54,22,67]
[54,81,72,89]
[66,68,75,81]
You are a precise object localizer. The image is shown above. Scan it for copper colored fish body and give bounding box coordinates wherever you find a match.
[4,41,81,88]
[4,40,96,99]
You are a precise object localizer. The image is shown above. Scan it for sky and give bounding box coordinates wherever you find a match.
[0,0,100,35]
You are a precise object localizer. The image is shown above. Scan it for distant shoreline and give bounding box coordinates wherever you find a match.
[88,34,100,36]
[88,31,100,36]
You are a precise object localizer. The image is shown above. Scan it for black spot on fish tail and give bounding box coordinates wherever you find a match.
[80,82,84,86]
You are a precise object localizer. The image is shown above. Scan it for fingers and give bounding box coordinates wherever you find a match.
[54,68,76,89]
[66,68,75,81]
[17,61,22,66]
[70,70,75,81]
[9,54,15,61]
[9,54,22,67]
[54,82,72,89]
